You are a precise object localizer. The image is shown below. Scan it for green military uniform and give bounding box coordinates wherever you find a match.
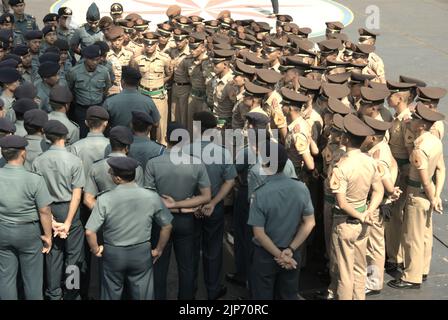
[185,139,237,299]
[24,134,48,170]
[145,149,211,300]
[0,164,52,300]
[248,173,314,299]
[103,88,161,128]
[70,132,109,179]
[84,152,144,197]
[0,93,15,123]
[128,136,164,169]
[34,79,57,113]
[48,111,80,146]
[86,182,173,300]
[31,145,86,300]
[56,26,75,44]
[66,61,111,138]
[14,119,26,137]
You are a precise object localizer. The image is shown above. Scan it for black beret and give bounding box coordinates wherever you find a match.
[82,45,102,59]
[0,13,14,24]
[24,30,43,41]
[54,39,70,51]
[24,109,48,128]
[110,126,134,145]
[58,7,73,17]
[87,106,109,121]
[0,58,19,69]
[86,2,100,21]
[167,122,186,144]
[44,120,69,136]
[0,67,21,83]
[12,98,38,114]
[42,25,57,37]
[245,112,270,128]
[132,111,154,125]
[44,46,60,55]
[0,118,16,133]
[38,52,60,64]
[38,62,59,79]
[43,13,59,24]
[94,41,110,55]
[12,44,29,56]
[14,82,37,100]
[412,102,445,123]
[122,66,142,83]
[107,157,139,174]
[8,0,25,6]
[343,114,375,137]
[4,54,21,64]
[192,111,217,129]
[0,135,28,149]
[49,85,73,104]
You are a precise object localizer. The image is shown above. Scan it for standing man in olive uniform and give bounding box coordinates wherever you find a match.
[66,44,111,138]
[9,0,37,36]
[34,61,62,113]
[70,106,109,179]
[0,135,53,300]
[105,26,133,95]
[70,2,104,56]
[23,108,48,169]
[249,142,316,300]
[329,114,384,300]
[31,120,86,300]
[128,111,164,169]
[86,157,173,300]
[47,84,79,146]
[131,33,172,144]
[103,66,160,133]
[83,126,144,210]
[187,111,237,300]
[56,7,74,44]
[388,104,445,290]
[145,122,212,300]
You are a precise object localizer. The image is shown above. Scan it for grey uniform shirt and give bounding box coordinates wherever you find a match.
[184,140,237,197]
[248,173,314,248]
[31,145,85,203]
[70,132,109,178]
[34,79,53,113]
[86,183,173,247]
[103,88,161,128]
[24,134,49,170]
[66,63,111,106]
[84,152,144,196]
[145,149,211,201]
[0,164,52,224]
[48,111,80,146]
[70,24,104,50]
[128,136,165,169]
[0,93,16,123]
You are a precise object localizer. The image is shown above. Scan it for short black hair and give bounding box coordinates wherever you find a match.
[111,169,136,182]
[49,101,66,111]
[346,132,366,148]
[1,148,23,161]
[86,118,106,129]
[110,137,128,151]
[45,132,66,143]
[123,76,140,87]
[24,124,41,135]
[131,117,151,133]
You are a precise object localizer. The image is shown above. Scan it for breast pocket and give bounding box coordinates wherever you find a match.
[95,79,106,89]
[74,80,85,89]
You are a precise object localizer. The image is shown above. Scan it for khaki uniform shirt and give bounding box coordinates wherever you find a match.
[285,116,312,169]
[106,47,134,94]
[133,51,171,90]
[214,71,236,119]
[389,108,412,160]
[367,140,398,186]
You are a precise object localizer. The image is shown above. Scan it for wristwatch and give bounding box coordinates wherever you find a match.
[288,246,295,253]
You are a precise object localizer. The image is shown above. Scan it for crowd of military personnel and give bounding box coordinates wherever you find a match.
[0,0,446,301]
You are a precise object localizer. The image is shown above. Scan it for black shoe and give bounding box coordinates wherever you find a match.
[422,274,428,282]
[314,290,335,300]
[365,289,381,296]
[225,273,246,287]
[211,286,227,300]
[387,279,420,290]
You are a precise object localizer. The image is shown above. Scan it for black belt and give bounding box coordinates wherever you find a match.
[139,84,165,92]
[175,82,191,86]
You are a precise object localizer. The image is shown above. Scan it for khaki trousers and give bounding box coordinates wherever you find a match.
[171,83,191,126]
[152,96,169,146]
[402,187,433,284]
[332,215,370,300]
[385,164,409,264]
[366,208,385,290]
